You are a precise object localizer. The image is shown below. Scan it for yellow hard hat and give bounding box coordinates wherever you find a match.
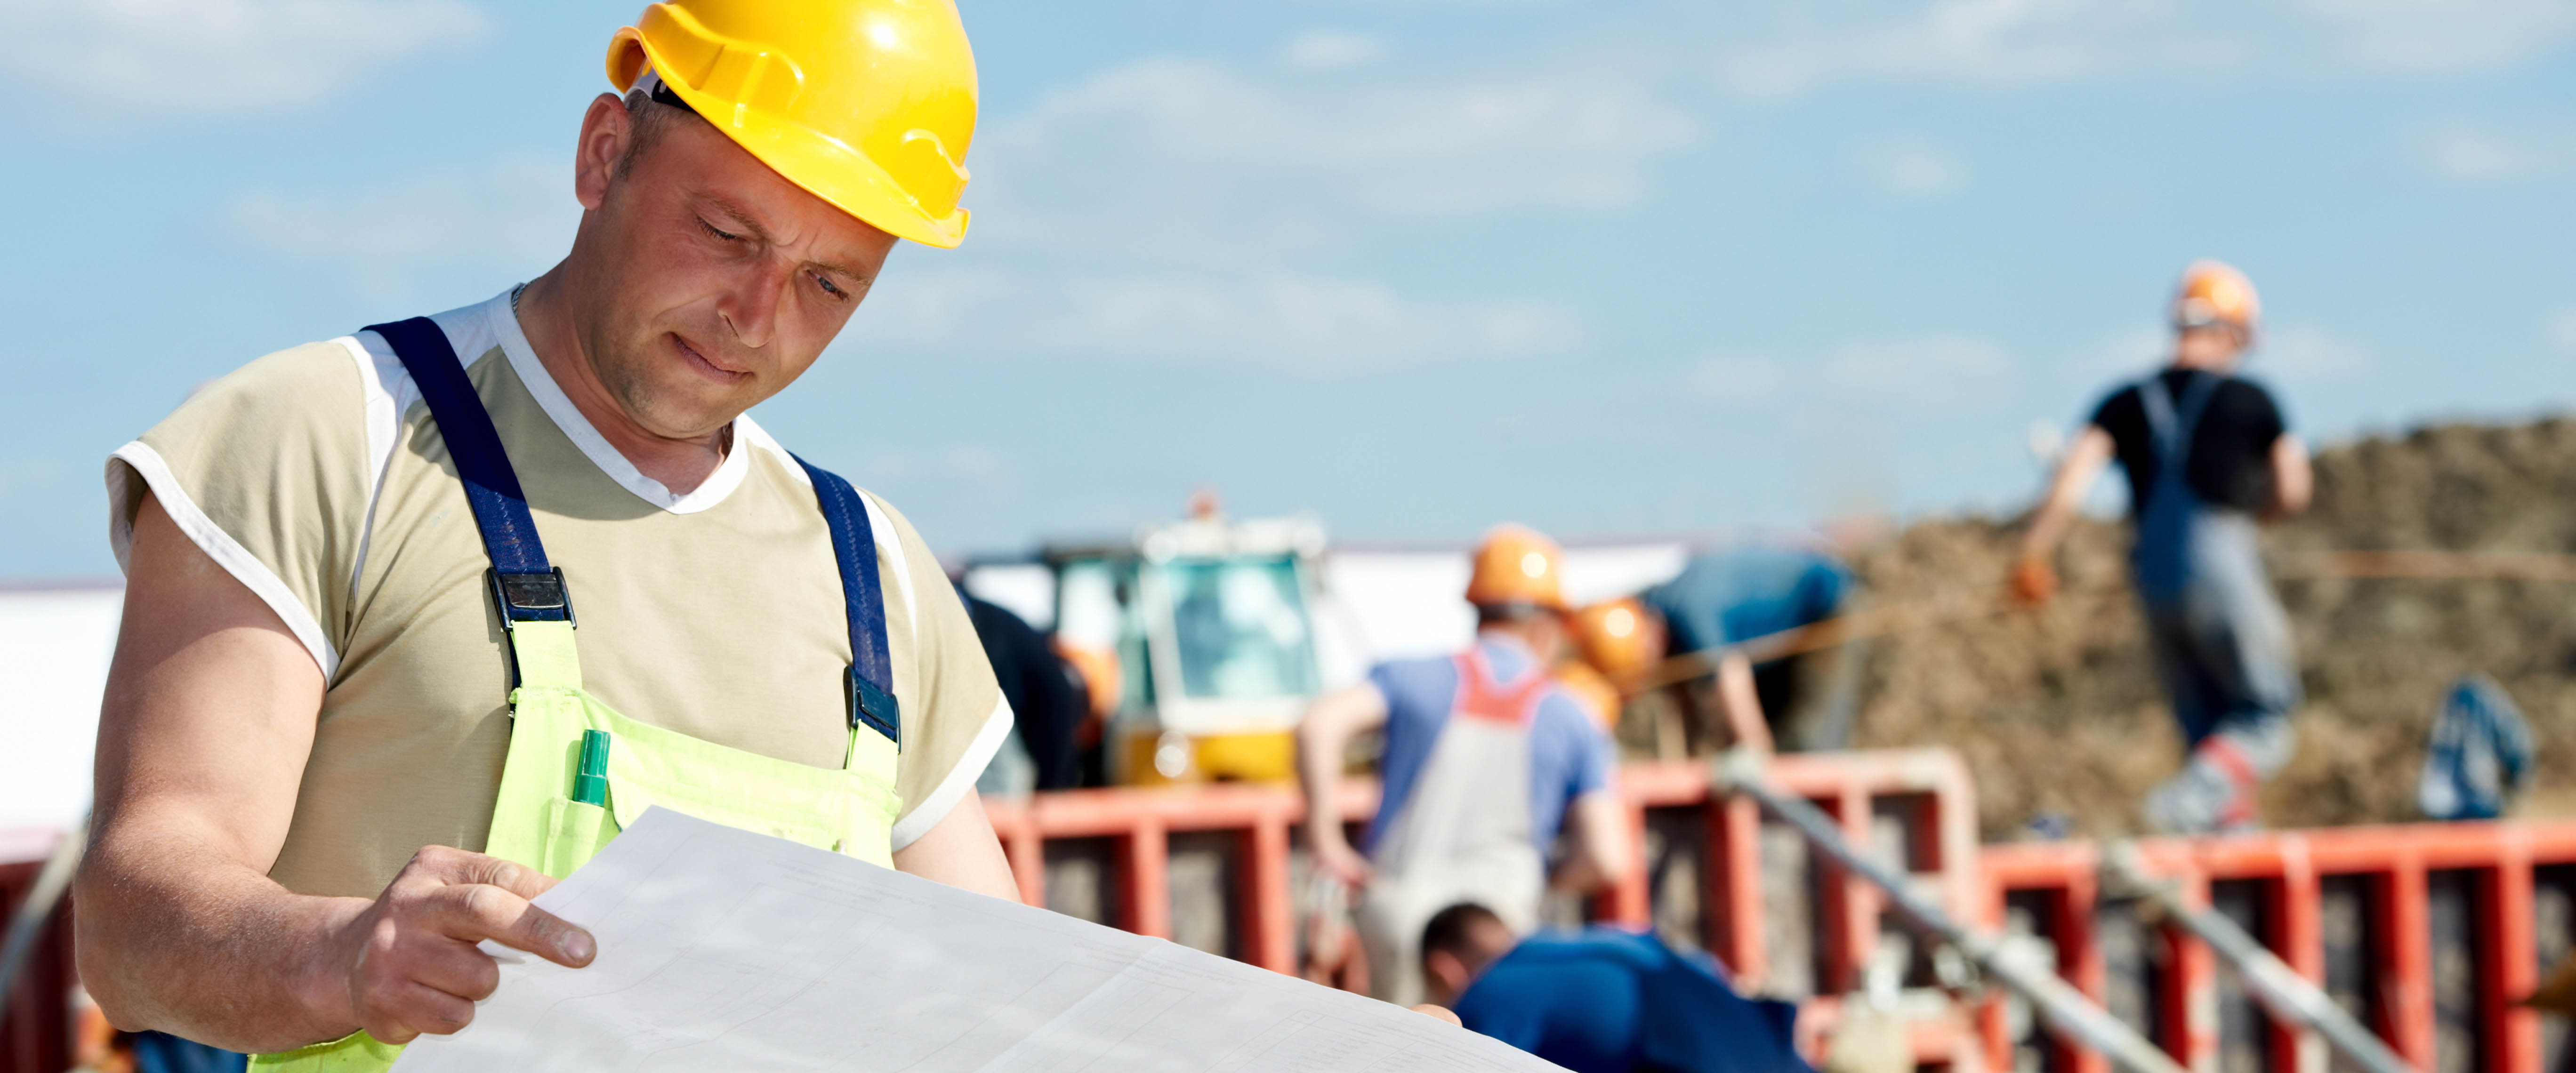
[2173,260,2259,333]
[1465,524,1569,612]
[1571,597,1658,684]
[608,0,977,248]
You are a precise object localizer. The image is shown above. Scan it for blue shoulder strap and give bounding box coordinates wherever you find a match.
[792,456,903,747]
[366,317,570,626]
[364,316,900,746]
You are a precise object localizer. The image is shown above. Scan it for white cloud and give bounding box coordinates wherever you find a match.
[0,0,488,127]
[1280,30,1389,71]
[1827,333,2013,392]
[219,152,575,298]
[1052,275,1575,367]
[991,56,1696,224]
[2544,308,2576,352]
[1695,0,2247,99]
[2399,118,2576,183]
[1679,0,2576,100]
[1695,357,1785,398]
[2259,323,2373,377]
[2298,0,2576,77]
[1852,136,1972,199]
[853,266,1575,368]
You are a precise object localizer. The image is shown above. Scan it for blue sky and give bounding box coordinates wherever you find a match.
[3,0,2571,577]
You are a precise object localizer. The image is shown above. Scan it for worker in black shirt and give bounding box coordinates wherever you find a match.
[2010,261,2313,833]
[958,587,1089,793]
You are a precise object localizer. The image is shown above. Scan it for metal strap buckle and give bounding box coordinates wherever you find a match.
[847,667,901,749]
[488,568,575,630]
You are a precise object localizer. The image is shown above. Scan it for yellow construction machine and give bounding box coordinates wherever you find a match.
[1045,507,1332,786]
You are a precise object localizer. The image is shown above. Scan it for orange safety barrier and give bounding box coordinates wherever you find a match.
[1979,821,2576,1073]
[985,749,1988,1065]
[12,758,2566,1073]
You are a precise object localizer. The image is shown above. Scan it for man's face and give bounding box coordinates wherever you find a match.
[2174,324,2246,369]
[569,95,901,439]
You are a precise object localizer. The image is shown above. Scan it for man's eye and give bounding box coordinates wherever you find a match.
[699,218,740,242]
[814,272,845,297]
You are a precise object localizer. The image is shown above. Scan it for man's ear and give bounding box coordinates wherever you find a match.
[572,93,633,212]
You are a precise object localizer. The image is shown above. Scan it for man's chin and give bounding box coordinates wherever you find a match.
[622,385,749,442]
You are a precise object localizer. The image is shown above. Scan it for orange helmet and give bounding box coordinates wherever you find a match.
[2172,260,2259,334]
[1465,524,1569,612]
[1571,597,1658,682]
[1553,661,1622,733]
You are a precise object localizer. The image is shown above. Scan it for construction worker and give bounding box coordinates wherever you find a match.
[958,583,1087,795]
[2011,260,2312,833]
[1419,903,1812,1073]
[1570,542,1859,756]
[72,4,1016,1068]
[1296,525,1630,1008]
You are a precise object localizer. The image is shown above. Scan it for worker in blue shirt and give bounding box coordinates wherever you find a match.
[1570,542,1858,756]
[1297,525,1628,1007]
[1422,903,1813,1073]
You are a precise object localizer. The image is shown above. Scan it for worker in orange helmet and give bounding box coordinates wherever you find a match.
[2011,261,2313,834]
[1566,533,1866,760]
[1568,595,1775,757]
[1296,524,1629,1007]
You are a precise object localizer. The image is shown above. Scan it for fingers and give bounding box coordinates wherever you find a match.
[356,978,478,1044]
[460,853,560,903]
[428,882,595,968]
[1411,1004,1463,1027]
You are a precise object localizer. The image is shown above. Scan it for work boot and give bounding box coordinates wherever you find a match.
[2141,757,2258,835]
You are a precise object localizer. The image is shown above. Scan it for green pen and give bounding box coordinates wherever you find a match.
[572,729,611,807]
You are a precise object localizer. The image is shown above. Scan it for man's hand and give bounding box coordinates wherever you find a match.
[2008,556,2059,608]
[1296,682,1389,891]
[321,847,595,1043]
[1310,835,1373,889]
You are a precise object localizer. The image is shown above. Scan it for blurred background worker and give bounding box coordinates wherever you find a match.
[2011,260,2313,833]
[1420,903,1812,1073]
[1296,524,1628,1007]
[1571,542,1858,757]
[958,580,1088,797]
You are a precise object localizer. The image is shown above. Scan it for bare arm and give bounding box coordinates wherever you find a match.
[1296,682,1388,887]
[1711,652,1773,755]
[1547,791,1631,895]
[892,789,1020,902]
[2017,425,2115,562]
[2265,434,2312,520]
[76,495,591,1052]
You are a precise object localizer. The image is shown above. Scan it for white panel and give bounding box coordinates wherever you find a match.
[961,563,1056,631]
[1317,552,1476,664]
[1559,543,1692,607]
[0,586,122,833]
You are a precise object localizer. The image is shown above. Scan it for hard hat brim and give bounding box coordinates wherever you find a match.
[610,29,969,249]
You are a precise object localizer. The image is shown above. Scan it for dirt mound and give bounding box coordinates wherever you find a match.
[1845,416,2576,840]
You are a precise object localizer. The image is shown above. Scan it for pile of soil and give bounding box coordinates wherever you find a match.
[1844,417,2576,840]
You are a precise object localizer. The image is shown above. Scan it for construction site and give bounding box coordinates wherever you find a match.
[3,2,2572,1073]
[5,412,2573,1073]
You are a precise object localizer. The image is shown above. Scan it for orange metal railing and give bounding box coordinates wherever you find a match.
[985,749,1989,1066]
[8,757,2571,1073]
[1980,821,2576,1073]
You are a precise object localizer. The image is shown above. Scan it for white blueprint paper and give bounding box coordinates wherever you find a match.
[390,807,1561,1072]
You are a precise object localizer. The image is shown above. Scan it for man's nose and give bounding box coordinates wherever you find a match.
[717,258,792,352]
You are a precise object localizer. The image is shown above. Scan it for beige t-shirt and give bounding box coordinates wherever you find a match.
[105,290,1008,899]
